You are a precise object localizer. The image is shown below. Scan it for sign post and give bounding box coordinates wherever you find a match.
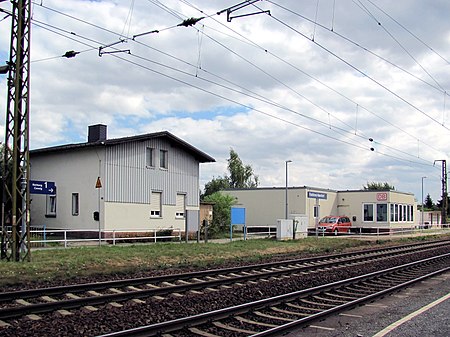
[230,207,246,241]
[29,180,56,195]
[308,191,327,236]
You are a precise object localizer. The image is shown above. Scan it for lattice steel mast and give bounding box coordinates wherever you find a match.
[1,0,31,261]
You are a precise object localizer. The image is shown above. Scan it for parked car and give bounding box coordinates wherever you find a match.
[317,216,352,235]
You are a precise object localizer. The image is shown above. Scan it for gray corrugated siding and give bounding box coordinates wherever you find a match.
[104,138,200,207]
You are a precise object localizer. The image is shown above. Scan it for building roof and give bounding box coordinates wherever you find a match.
[223,186,413,196]
[30,131,215,163]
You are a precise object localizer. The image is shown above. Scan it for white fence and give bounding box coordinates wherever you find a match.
[237,224,450,239]
[28,227,182,248]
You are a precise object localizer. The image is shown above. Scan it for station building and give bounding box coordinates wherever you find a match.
[29,124,215,235]
[223,186,417,232]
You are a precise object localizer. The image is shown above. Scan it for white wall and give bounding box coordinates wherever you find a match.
[30,148,105,230]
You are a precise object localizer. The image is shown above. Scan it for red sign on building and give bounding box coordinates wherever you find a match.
[377,192,388,201]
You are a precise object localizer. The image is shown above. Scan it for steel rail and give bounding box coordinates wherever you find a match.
[1,238,447,303]
[0,240,448,320]
[0,245,427,320]
[97,253,450,337]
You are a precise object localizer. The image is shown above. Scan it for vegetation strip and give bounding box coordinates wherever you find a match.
[2,236,448,290]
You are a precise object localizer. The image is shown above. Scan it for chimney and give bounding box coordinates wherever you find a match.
[88,124,107,143]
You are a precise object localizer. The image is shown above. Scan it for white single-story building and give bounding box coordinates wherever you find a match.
[29,125,215,235]
[223,186,417,232]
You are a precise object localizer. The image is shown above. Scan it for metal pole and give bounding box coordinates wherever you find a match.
[421,176,426,228]
[285,160,292,219]
[434,160,448,225]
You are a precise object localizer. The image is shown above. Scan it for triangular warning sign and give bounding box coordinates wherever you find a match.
[95,177,102,188]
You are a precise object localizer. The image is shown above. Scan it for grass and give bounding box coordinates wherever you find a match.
[0,235,447,287]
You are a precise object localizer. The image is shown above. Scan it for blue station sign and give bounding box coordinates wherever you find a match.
[30,180,56,195]
[307,191,327,200]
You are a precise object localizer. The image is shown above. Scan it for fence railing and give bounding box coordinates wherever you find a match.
[24,227,182,248]
[239,224,450,239]
[313,225,450,237]
[244,226,277,238]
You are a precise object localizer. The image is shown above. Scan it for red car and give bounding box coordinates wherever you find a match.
[317,216,352,235]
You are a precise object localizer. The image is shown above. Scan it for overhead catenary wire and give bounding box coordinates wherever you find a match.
[26,16,407,165]
[262,1,450,133]
[354,0,445,92]
[180,0,446,157]
[266,0,448,97]
[29,0,434,154]
[365,0,450,66]
[29,0,446,165]
[20,1,446,167]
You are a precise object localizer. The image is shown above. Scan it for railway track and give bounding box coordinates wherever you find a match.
[99,253,450,337]
[0,239,449,323]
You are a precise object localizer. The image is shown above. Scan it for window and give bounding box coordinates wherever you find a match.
[46,195,56,217]
[377,204,387,222]
[72,193,79,216]
[146,147,154,167]
[409,205,414,222]
[313,205,319,218]
[363,204,374,221]
[402,205,407,221]
[394,204,399,222]
[150,191,162,218]
[176,194,185,218]
[160,150,168,169]
[390,204,395,222]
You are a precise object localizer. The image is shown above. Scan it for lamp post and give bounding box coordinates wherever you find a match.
[421,176,427,228]
[285,160,292,219]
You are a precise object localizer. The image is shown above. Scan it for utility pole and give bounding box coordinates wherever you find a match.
[1,0,32,261]
[434,160,448,225]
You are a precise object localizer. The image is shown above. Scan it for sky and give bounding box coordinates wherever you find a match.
[0,0,449,204]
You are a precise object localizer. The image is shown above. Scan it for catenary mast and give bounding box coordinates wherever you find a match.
[1,0,31,261]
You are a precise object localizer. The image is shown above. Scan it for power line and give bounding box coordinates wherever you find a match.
[180,0,446,157]
[354,0,444,91]
[20,1,449,167]
[365,0,450,66]
[262,5,450,133]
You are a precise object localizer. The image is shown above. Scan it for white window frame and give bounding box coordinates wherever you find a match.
[46,195,57,217]
[175,194,185,219]
[390,203,395,222]
[313,205,319,218]
[376,203,388,222]
[146,147,154,167]
[160,149,168,169]
[150,191,162,218]
[363,203,374,222]
[72,193,79,216]
[394,204,399,222]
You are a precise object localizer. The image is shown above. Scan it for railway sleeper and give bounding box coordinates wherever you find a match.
[235,315,277,328]
[270,306,309,317]
[213,321,259,334]
[286,302,323,312]
[312,294,348,304]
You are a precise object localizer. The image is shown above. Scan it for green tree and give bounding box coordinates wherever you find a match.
[436,196,450,217]
[424,193,434,210]
[226,148,259,188]
[363,182,395,191]
[202,148,258,199]
[202,192,236,237]
[202,176,230,199]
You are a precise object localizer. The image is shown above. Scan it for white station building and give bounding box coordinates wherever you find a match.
[223,186,417,232]
[29,125,215,235]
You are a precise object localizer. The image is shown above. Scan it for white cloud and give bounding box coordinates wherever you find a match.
[0,0,449,203]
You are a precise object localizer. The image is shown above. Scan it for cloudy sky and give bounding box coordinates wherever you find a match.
[0,0,449,203]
